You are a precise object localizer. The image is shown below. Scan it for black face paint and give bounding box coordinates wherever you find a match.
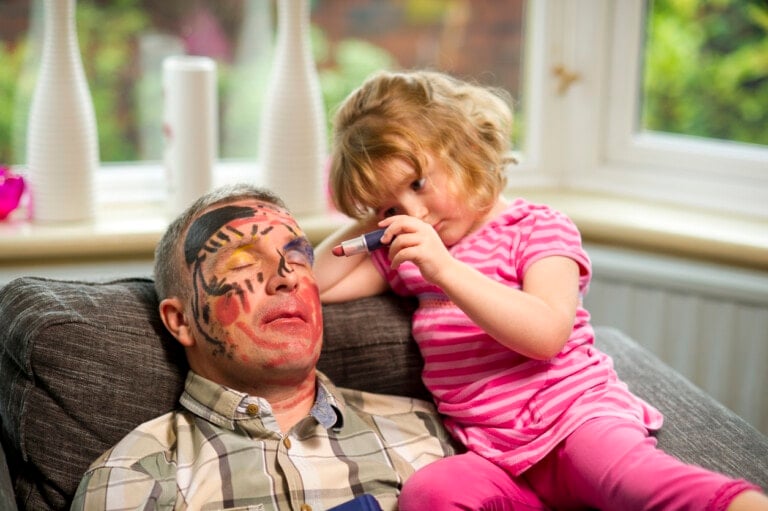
[184,204,257,356]
[276,249,293,278]
[184,205,255,265]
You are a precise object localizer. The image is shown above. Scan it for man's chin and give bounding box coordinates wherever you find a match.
[262,336,322,369]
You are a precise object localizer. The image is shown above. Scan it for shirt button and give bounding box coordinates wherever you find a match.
[245,403,260,416]
[300,505,312,511]
[283,437,292,449]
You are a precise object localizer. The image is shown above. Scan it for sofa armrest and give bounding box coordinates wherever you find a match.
[595,326,768,491]
[0,442,17,511]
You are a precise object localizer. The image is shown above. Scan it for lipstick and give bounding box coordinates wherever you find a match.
[332,228,387,257]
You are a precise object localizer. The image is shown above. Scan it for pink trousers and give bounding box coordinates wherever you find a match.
[399,417,761,511]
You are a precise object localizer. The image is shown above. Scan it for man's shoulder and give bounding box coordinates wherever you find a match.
[88,409,184,471]
[72,410,190,510]
[336,387,457,469]
[338,387,438,418]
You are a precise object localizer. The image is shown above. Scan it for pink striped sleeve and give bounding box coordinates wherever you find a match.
[513,203,592,293]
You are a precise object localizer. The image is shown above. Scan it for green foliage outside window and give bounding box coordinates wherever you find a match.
[0,42,26,165]
[642,0,768,146]
[0,1,150,165]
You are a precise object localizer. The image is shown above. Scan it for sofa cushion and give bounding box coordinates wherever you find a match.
[0,277,429,510]
[595,327,768,491]
[0,277,187,510]
[319,294,430,401]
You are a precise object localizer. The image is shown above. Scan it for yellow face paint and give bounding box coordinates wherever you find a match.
[224,244,262,272]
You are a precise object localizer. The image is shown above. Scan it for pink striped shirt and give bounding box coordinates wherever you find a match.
[371,199,663,475]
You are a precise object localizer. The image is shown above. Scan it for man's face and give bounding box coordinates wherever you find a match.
[182,199,322,386]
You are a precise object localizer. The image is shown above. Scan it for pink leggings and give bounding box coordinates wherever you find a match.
[399,417,761,511]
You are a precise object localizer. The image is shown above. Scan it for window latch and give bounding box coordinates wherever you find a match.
[552,65,581,95]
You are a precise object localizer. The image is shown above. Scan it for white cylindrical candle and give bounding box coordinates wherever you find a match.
[163,55,218,217]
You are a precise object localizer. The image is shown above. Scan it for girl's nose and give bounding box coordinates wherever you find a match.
[401,199,428,220]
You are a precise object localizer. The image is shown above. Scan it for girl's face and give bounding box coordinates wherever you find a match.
[374,154,498,247]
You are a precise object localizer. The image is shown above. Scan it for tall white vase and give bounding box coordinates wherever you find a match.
[26,0,98,222]
[258,0,327,216]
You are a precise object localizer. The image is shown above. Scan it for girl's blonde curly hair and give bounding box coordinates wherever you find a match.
[329,70,515,219]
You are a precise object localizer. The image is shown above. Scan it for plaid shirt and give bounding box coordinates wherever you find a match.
[71,371,454,511]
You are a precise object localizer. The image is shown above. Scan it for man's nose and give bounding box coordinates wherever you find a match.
[265,260,300,294]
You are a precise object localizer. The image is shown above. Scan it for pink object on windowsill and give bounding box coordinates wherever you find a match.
[0,166,25,221]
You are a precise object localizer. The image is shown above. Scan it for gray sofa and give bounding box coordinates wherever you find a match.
[0,276,766,511]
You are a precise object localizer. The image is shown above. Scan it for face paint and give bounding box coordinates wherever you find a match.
[283,236,315,266]
[183,200,322,369]
[184,205,255,266]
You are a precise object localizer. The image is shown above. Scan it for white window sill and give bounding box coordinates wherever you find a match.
[0,162,766,272]
[521,189,768,272]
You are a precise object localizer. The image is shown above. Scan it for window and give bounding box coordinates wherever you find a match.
[513,0,768,218]
[598,0,767,217]
[641,0,767,147]
[0,0,526,165]
[1,0,765,219]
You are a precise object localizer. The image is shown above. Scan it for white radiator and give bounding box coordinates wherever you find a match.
[583,244,768,435]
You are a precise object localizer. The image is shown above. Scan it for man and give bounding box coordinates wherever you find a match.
[71,184,454,511]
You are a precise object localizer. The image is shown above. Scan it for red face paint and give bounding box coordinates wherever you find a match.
[215,293,240,328]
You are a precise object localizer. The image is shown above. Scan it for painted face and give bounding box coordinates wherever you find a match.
[183,199,322,383]
[375,155,489,247]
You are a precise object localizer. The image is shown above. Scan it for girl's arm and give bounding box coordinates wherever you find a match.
[382,215,579,360]
[435,255,580,360]
[313,221,389,303]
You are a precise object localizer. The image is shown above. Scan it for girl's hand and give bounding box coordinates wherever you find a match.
[314,219,389,303]
[379,215,454,284]
[381,215,579,360]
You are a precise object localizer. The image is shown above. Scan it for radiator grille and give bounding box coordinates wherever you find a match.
[584,244,768,435]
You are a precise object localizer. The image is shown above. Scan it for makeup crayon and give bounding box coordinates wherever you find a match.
[332,228,387,257]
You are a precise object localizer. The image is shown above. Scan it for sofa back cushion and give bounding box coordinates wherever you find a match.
[0,278,186,510]
[0,277,426,511]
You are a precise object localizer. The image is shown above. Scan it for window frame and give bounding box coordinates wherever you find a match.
[515,0,768,219]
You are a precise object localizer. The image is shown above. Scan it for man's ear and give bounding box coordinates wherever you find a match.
[159,297,195,347]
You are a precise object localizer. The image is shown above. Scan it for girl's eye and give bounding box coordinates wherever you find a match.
[382,206,398,218]
[410,178,426,191]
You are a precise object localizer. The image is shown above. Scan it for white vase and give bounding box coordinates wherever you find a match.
[26,0,98,222]
[258,0,327,217]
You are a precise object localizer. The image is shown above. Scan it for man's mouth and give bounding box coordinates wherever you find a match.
[261,304,308,326]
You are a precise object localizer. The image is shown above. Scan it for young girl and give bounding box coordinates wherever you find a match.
[314,70,768,510]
